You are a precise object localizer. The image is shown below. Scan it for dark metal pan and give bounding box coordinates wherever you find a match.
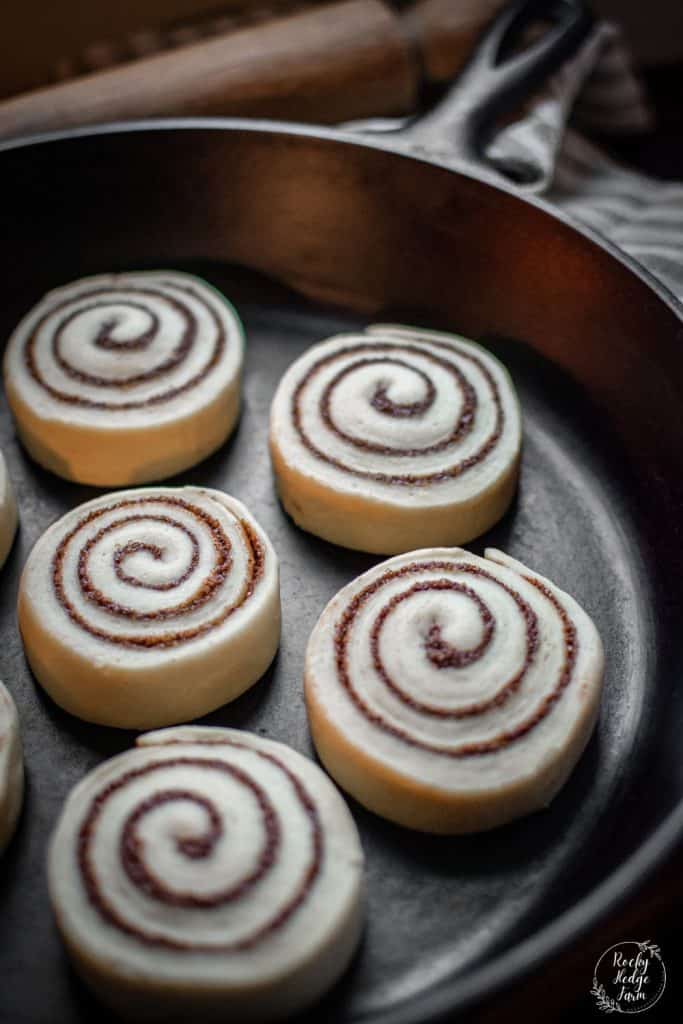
[1,1,683,1021]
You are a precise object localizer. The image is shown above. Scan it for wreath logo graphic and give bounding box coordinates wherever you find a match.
[591,941,666,1015]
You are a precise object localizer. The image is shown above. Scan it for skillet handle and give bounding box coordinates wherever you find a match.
[398,0,593,173]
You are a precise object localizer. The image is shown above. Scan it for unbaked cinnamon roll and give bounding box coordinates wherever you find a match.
[305,547,604,833]
[3,271,244,485]
[270,324,521,553]
[0,451,18,570]
[0,680,23,852]
[18,487,280,728]
[48,726,364,1022]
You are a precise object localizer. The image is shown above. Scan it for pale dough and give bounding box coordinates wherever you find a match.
[18,487,280,728]
[0,680,23,853]
[305,547,604,833]
[0,451,18,570]
[48,726,365,1022]
[270,324,521,554]
[4,271,244,485]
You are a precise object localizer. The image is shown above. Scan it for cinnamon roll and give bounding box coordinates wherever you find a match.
[0,451,18,570]
[18,487,280,728]
[3,272,244,485]
[305,548,604,833]
[0,680,23,852]
[269,324,521,553]
[48,726,364,1022]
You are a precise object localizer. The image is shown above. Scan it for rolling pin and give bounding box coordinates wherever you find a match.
[0,0,502,140]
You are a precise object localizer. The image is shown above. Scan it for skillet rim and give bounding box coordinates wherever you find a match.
[1,116,682,1022]
[2,116,682,320]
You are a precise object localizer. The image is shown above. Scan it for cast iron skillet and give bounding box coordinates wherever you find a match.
[1,2,683,1022]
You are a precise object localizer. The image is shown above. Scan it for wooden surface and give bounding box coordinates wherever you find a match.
[0,0,268,99]
[0,0,419,138]
[0,0,508,141]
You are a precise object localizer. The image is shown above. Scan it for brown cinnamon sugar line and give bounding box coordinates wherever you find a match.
[52,496,264,648]
[24,280,226,410]
[291,339,503,485]
[78,742,323,950]
[334,561,576,756]
[370,577,538,719]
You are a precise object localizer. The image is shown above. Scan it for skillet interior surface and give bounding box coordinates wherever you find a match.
[0,124,683,1024]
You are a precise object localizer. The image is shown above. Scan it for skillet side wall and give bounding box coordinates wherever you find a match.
[3,128,682,476]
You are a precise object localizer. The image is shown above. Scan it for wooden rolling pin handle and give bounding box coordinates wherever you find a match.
[0,0,417,140]
[0,0,505,141]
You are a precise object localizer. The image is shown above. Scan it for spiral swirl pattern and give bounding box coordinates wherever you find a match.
[76,738,321,951]
[305,548,604,832]
[19,488,281,728]
[51,493,261,649]
[3,272,244,485]
[6,271,241,411]
[48,728,364,1015]
[269,324,521,553]
[274,324,518,483]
